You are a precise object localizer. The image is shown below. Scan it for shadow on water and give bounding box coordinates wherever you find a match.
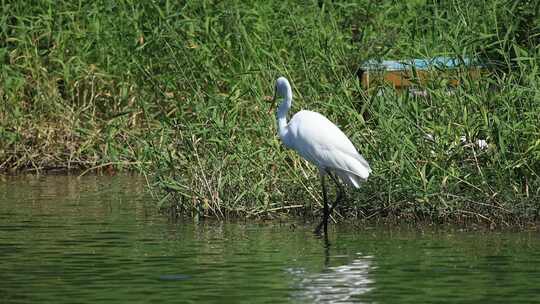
[1,175,540,304]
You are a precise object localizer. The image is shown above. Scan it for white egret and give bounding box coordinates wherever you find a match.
[273,77,371,235]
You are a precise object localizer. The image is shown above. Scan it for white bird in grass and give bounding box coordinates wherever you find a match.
[273,77,371,235]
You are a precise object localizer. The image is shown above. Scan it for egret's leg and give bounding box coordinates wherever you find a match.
[314,172,345,234]
[314,172,329,235]
[327,172,345,216]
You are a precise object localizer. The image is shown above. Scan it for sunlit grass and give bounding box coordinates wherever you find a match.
[1,0,539,224]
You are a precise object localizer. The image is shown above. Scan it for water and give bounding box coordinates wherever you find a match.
[1,175,539,303]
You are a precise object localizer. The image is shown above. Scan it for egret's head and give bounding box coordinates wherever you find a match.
[273,77,292,102]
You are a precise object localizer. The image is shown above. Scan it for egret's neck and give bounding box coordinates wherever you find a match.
[276,91,292,143]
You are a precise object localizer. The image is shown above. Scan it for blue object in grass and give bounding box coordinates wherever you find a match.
[361,56,481,71]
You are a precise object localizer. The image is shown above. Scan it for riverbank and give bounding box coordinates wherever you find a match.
[1,1,539,224]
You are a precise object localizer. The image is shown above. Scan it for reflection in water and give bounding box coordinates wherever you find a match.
[288,254,374,303]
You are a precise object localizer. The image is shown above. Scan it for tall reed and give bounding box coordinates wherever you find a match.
[1,0,538,224]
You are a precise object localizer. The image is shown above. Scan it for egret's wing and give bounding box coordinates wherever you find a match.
[287,110,371,181]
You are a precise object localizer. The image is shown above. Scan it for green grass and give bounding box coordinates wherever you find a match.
[1,0,539,225]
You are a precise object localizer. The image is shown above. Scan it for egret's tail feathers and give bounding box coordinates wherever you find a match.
[330,151,371,188]
[353,154,372,174]
[333,170,364,188]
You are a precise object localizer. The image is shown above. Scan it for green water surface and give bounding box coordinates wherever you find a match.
[1,175,539,303]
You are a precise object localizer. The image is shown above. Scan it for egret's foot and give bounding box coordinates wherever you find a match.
[313,223,323,235]
[313,222,324,236]
[313,219,327,236]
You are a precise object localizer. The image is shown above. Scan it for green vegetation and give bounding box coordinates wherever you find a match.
[1,0,539,225]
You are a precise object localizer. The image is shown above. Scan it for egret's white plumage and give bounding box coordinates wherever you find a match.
[273,76,371,235]
[274,77,371,186]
